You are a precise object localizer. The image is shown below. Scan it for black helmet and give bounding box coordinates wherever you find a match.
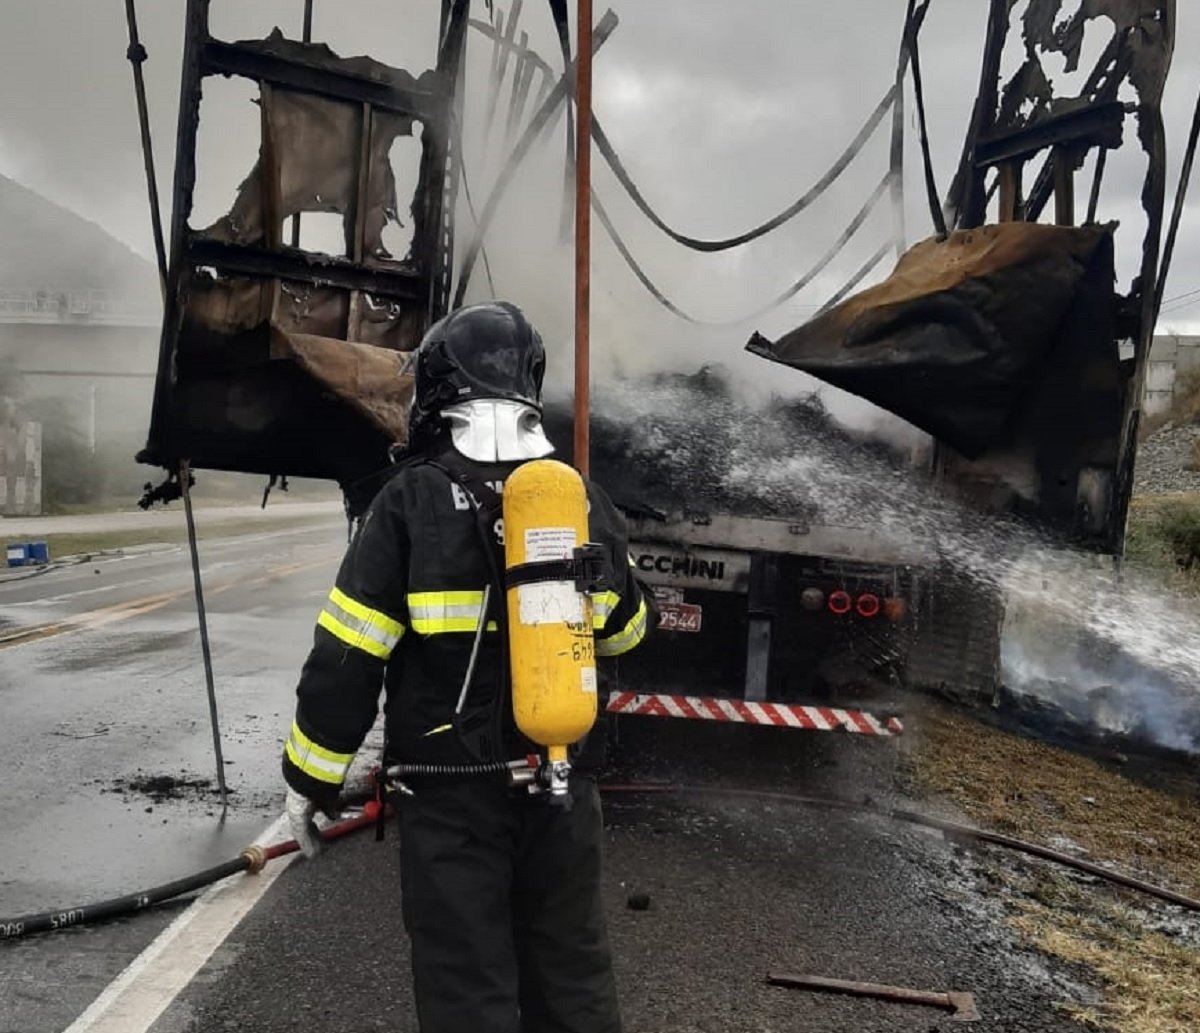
[408,302,547,443]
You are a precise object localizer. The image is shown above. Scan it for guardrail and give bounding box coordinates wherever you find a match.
[0,288,160,327]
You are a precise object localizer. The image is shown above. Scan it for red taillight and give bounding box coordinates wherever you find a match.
[828,590,852,615]
[856,593,880,618]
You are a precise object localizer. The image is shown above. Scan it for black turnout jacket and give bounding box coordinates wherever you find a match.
[282,449,651,809]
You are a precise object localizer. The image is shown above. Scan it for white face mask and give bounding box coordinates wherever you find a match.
[442,399,555,463]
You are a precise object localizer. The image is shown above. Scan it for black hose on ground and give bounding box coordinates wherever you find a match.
[0,810,380,942]
[0,858,248,941]
[599,783,1200,914]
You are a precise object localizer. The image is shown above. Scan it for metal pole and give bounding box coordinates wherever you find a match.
[573,0,593,476]
[88,384,97,455]
[123,0,169,296]
[180,462,229,811]
[289,0,315,249]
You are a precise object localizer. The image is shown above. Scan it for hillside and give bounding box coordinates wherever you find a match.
[0,173,156,298]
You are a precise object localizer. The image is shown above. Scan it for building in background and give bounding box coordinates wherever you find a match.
[1145,335,1200,417]
[0,174,159,515]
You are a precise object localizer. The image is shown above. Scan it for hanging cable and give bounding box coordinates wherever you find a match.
[461,161,497,299]
[904,0,947,238]
[1154,83,1200,320]
[454,9,619,309]
[592,171,892,327]
[814,240,893,318]
[590,85,897,253]
[888,12,913,259]
[123,0,168,296]
[1160,285,1200,311]
[450,111,497,299]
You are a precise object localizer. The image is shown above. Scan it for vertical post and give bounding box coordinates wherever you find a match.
[1053,147,1075,226]
[180,462,229,811]
[289,0,314,248]
[998,162,1021,222]
[88,383,97,455]
[123,0,168,298]
[573,0,593,476]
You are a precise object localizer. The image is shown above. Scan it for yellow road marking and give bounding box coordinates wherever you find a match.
[0,552,339,652]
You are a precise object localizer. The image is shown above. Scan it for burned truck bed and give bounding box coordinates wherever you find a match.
[542,367,925,562]
[542,370,940,704]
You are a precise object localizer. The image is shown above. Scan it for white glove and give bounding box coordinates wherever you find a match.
[285,787,322,859]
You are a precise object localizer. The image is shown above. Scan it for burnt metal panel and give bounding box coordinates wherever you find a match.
[202,36,442,119]
[753,1,1174,555]
[974,101,1126,167]
[141,0,467,492]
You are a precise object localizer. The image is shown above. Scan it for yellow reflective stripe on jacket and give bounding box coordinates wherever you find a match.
[407,590,499,634]
[590,589,621,630]
[285,720,354,785]
[316,586,404,660]
[595,596,649,657]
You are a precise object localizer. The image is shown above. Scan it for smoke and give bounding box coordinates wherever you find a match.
[560,367,1200,757]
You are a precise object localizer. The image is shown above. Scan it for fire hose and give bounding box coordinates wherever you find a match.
[597,783,1200,915]
[0,804,387,942]
[5,780,1195,942]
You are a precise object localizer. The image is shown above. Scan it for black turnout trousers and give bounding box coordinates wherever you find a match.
[399,776,622,1033]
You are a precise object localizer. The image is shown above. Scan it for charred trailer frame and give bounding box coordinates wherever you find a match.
[139,0,470,507]
[755,0,1175,558]
[734,2,1177,706]
[943,0,1175,556]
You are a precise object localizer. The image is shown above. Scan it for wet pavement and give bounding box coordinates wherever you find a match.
[0,519,344,1033]
[1,520,1101,1033]
[145,723,1096,1033]
[0,500,342,539]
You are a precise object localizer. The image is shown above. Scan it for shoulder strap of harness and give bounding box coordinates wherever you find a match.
[420,451,513,764]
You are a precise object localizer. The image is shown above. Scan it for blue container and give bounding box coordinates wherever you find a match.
[27,541,50,565]
[6,543,30,568]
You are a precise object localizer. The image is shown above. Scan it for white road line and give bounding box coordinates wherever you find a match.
[63,814,297,1033]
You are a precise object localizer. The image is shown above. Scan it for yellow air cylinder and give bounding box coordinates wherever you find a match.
[503,459,598,794]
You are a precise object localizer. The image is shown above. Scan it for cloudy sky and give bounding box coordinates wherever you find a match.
[2,0,1198,399]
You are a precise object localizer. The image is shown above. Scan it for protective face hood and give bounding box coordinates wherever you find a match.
[443,399,555,463]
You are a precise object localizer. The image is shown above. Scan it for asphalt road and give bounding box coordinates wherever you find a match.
[0,519,345,1033]
[0,521,1100,1033]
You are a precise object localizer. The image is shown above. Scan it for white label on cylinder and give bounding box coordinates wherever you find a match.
[581,666,597,694]
[525,527,576,562]
[518,582,584,625]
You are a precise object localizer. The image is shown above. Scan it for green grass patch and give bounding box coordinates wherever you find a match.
[1125,494,1200,592]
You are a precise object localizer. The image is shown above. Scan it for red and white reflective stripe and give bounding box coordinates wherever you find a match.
[605,692,903,735]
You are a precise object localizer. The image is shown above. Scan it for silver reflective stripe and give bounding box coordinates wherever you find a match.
[596,597,649,657]
[407,591,498,634]
[286,723,352,783]
[590,590,620,630]
[321,595,403,658]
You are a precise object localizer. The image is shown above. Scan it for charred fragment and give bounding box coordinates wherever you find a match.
[140,3,468,494]
[751,1,1174,553]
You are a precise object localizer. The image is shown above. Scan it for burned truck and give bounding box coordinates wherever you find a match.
[136,2,1180,730]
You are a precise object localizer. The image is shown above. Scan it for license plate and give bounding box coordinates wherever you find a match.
[657,601,702,633]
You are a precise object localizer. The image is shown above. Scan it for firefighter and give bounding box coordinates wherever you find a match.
[282,301,651,1033]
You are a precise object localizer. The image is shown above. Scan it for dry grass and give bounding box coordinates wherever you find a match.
[906,706,1200,1033]
[905,707,1200,897]
[1009,873,1200,1033]
[1188,439,1200,474]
